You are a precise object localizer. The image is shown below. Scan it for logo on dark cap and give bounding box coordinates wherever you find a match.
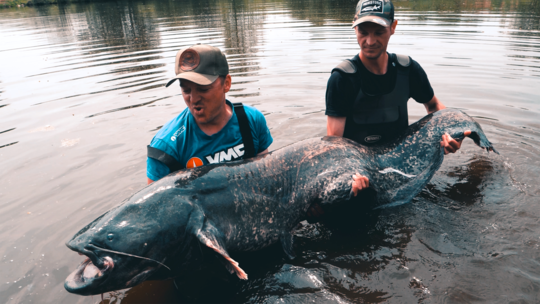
[361,0,383,14]
[179,49,200,71]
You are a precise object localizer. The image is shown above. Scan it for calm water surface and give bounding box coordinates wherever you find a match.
[1,0,539,303]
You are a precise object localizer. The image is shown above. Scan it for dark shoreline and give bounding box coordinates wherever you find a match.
[1,0,95,8]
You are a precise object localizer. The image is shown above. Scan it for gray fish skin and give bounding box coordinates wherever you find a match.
[64,109,497,295]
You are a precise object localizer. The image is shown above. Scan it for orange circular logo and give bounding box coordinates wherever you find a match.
[186,157,204,169]
[179,49,200,71]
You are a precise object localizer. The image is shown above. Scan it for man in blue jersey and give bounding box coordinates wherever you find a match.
[147,44,273,184]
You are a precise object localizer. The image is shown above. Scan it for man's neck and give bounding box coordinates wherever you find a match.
[359,51,389,75]
[196,101,233,136]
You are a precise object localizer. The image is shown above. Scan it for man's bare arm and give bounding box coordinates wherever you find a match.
[327,116,346,136]
[326,115,368,196]
[423,95,446,114]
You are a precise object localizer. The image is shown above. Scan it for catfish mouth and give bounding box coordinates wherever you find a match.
[64,246,114,295]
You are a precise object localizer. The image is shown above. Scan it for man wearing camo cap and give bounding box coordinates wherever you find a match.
[146,44,272,184]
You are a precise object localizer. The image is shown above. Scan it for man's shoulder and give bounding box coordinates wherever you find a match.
[153,107,191,142]
[410,57,424,70]
[234,103,272,151]
[240,103,265,118]
[328,62,357,90]
[332,54,362,72]
[234,103,268,128]
[387,53,427,75]
[393,54,423,70]
[405,56,428,77]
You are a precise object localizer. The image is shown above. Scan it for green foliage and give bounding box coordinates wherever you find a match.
[2,0,27,8]
[0,0,84,8]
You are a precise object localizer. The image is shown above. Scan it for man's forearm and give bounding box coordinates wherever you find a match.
[257,149,269,156]
[327,116,346,136]
[424,95,446,114]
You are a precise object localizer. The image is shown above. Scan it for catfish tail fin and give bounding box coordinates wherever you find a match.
[449,129,499,155]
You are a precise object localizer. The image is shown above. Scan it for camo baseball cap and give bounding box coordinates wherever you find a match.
[165,44,229,87]
[352,0,395,28]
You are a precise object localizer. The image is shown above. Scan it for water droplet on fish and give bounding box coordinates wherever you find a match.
[107,233,114,241]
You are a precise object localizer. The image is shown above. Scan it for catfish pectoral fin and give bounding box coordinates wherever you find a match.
[197,232,248,280]
[186,207,248,280]
[193,217,248,280]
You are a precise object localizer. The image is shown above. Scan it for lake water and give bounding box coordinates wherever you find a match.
[1,0,539,303]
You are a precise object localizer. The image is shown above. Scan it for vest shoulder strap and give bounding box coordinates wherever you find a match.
[333,55,410,73]
[232,102,256,158]
[147,145,184,173]
[332,59,357,74]
[394,53,411,68]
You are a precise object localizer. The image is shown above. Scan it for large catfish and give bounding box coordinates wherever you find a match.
[65,109,497,295]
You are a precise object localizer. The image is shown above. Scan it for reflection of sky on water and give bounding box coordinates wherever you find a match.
[1,0,538,117]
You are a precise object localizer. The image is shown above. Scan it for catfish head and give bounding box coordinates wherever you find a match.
[64,184,198,295]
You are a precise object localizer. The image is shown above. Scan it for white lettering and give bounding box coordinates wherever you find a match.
[206,153,220,164]
[219,148,238,162]
[362,5,381,12]
[205,144,245,164]
[174,126,185,137]
[233,144,245,157]
[171,126,186,142]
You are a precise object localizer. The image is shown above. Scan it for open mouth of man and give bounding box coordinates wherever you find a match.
[192,106,204,116]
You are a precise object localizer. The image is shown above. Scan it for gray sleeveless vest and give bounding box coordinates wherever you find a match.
[332,53,411,145]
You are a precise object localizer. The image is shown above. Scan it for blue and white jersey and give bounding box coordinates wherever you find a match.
[147,100,273,181]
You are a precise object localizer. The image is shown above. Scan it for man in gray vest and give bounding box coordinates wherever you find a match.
[325,0,470,195]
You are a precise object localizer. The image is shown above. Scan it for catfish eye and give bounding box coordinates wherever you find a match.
[107,233,114,241]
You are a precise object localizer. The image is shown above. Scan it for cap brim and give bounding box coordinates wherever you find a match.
[352,16,391,28]
[165,72,219,88]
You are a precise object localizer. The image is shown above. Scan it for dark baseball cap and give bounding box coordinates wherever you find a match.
[352,0,395,28]
[165,44,229,87]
